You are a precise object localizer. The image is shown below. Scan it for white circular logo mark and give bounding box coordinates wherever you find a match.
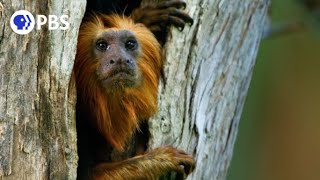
[10,10,35,35]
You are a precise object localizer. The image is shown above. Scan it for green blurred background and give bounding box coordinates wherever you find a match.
[228,0,320,180]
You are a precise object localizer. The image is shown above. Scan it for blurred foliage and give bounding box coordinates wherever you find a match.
[228,0,320,180]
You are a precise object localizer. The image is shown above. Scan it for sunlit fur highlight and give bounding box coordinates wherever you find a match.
[74,14,161,151]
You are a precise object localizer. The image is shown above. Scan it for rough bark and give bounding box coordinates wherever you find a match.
[0,0,85,179]
[147,0,269,180]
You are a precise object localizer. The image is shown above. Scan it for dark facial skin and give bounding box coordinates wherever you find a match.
[94,30,141,90]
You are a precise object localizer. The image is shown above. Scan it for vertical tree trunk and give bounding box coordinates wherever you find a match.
[0,0,85,179]
[146,0,269,179]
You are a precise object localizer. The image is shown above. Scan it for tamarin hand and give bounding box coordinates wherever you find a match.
[92,146,195,179]
[147,146,195,175]
[131,0,194,33]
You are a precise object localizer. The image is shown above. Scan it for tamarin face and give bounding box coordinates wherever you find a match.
[75,15,161,150]
[93,29,141,89]
[75,15,161,101]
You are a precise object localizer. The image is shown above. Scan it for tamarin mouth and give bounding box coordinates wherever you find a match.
[101,68,138,88]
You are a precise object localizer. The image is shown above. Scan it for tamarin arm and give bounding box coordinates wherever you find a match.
[92,146,194,180]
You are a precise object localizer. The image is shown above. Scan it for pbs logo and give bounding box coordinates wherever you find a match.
[10,10,70,35]
[10,10,35,35]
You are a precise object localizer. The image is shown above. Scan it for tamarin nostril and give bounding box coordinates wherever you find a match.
[110,59,115,64]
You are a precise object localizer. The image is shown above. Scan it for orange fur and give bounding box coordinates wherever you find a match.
[74,15,161,151]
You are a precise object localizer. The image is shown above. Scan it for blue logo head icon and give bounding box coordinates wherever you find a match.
[13,14,32,30]
[10,10,35,35]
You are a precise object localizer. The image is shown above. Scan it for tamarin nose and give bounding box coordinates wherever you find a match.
[110,58,133,65]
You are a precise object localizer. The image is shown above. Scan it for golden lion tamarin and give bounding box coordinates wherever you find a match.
[74,14,194,180]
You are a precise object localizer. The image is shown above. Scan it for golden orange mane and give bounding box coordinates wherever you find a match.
[74,15,161,150]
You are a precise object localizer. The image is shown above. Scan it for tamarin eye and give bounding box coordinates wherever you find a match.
[96,41,109,51]
[125,40,137,50]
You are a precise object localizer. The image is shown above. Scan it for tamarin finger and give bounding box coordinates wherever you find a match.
[167,16,186,31]
[169,8,194,25]
[139,8,194,26]
[157,0,187,10]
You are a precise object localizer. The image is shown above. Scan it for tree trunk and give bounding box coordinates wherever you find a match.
[147,0,269,180]
[0,0,269,179]
[0,0,85,179]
